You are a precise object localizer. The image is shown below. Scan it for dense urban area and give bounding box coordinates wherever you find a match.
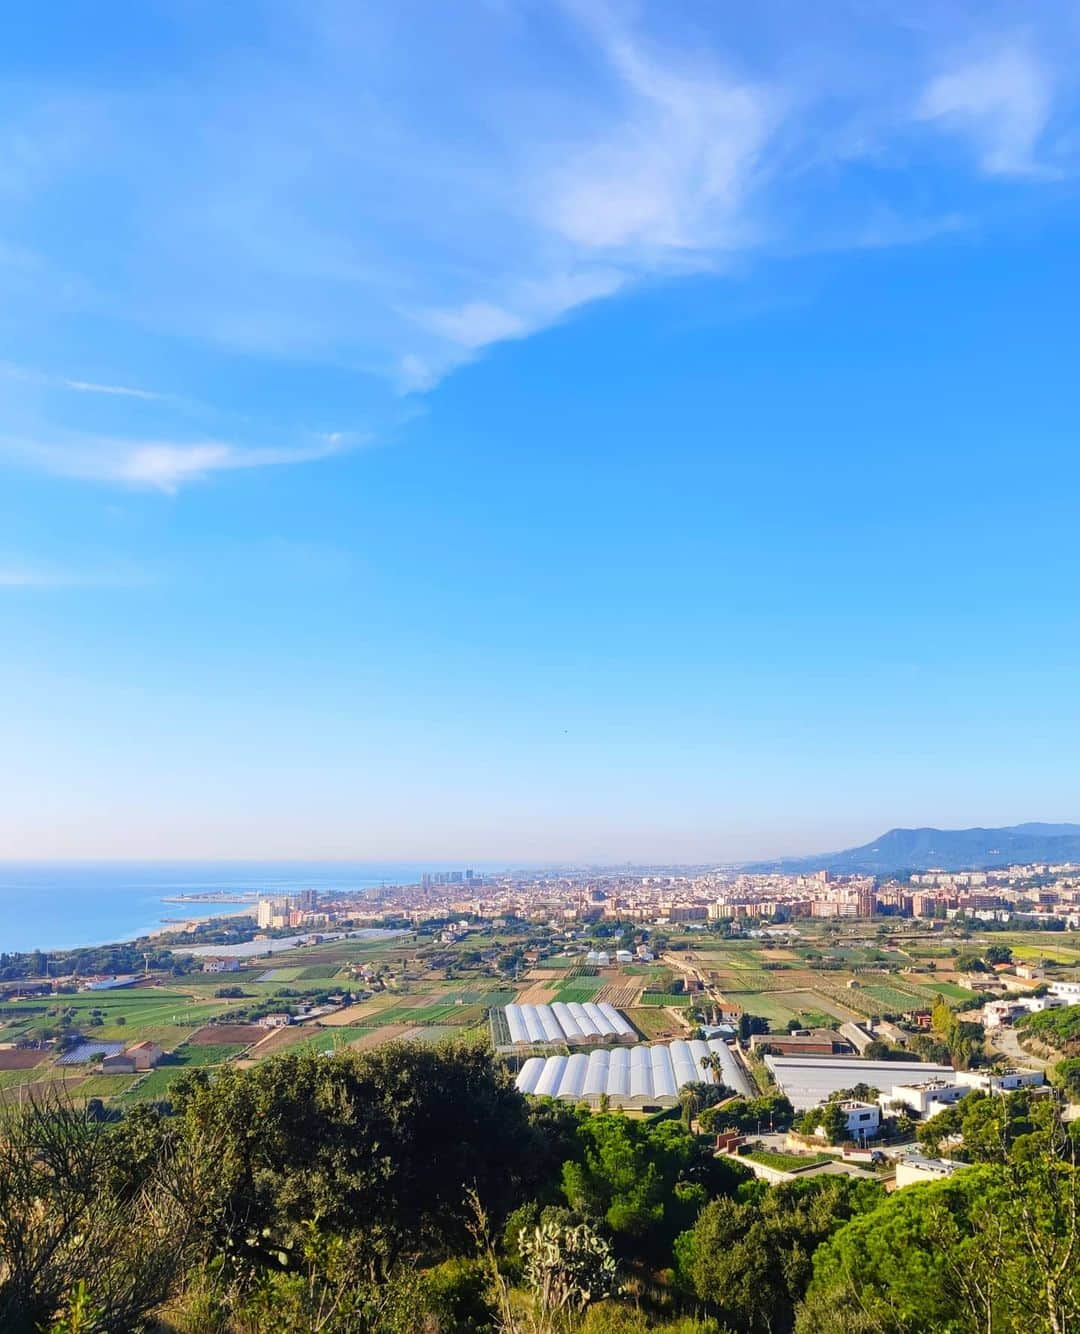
[3,860,1080,1331]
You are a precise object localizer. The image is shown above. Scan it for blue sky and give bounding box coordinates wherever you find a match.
[3,0,1080,862]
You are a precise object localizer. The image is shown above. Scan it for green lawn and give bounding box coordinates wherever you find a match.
[745,1149,830,1172]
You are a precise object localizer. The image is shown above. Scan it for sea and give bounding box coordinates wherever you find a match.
[0,861,449,955]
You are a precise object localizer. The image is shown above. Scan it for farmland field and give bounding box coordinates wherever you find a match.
[723,992,801,1027]
[626,1008,685,1039]
[775,990,861,1021]
[639,991,692,1007]
[71,1074,137,1099]
[926,981,980,1002]
[858,983,930,1012]
[552,978,604,1003]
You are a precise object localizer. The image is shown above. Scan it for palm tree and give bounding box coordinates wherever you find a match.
[700,1051,724,1081]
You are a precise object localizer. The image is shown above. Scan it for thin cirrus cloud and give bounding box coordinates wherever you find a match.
[0,360,168,401]
[0,564,149,589]
[2,431,353,494]
[917,44,1058,178]
[0,5,1074,492]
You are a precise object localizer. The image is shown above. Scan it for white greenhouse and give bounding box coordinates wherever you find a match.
[515,1037,754,1108]
[503,1001,636,1046]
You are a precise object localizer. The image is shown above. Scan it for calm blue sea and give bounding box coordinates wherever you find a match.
[0,862,449,954]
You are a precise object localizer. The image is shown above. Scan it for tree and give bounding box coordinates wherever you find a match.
[0,1095,201,1332]
[560,1113,739,1256]
[168,1041,538,1277]
[798,1144,1080,1334]
[739,1013,769,1040]
[1053,1058,1080,1101]
[677,1176,881,1333]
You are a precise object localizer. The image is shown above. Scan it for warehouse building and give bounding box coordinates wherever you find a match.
[515,1037,754,1108]
[503,1001,636,1045]
[765,1055,955,1112]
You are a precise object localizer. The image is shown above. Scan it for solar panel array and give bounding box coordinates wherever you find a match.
[515,1037,754,1106]
[504,1001,636,1045]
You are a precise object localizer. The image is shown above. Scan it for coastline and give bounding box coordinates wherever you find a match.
[0,860,433,955]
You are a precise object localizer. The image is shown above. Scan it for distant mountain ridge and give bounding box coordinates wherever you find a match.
[749,822,1080,875]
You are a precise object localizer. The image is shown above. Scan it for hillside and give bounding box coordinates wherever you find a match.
[750,822,1080,875]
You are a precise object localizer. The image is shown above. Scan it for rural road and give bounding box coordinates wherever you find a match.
[991,1026,1051,1069]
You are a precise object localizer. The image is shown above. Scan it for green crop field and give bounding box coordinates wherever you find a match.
[445,988,518,1007]
[117,1066,190,1103]
[626,1008,678,1039]
[71,1074,137,1099]
[926,981,980,1003]
[859,984,928,1012]
[286,1027,374,1054]
[172,1042,245,1067]
[553,978,604,1003]
[723,992,801,1027]
[639,991,692,1007]
[777,989,860,1021]
[400,1024,478,1044]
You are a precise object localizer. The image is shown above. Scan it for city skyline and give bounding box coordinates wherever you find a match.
[4,3,1080,860]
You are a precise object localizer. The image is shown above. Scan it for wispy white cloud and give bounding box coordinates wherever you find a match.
[918,45,1057,178]
[0,361,168,401]
[0,2,1076,490]
[0,564,148,589]
[540,7,776,256]
[62,377,166,401]
[2,431,356,494]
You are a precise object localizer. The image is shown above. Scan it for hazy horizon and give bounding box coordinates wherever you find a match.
[5,4,1080,860]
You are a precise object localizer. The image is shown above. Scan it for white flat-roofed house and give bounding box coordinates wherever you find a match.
[835,1100,880,1139]
[895,1154,965,1189]
[982,1000,1024,1029]
[881,1078,969,1119]
[955,1068,1044,1093]
[1048,981,1080,1000]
